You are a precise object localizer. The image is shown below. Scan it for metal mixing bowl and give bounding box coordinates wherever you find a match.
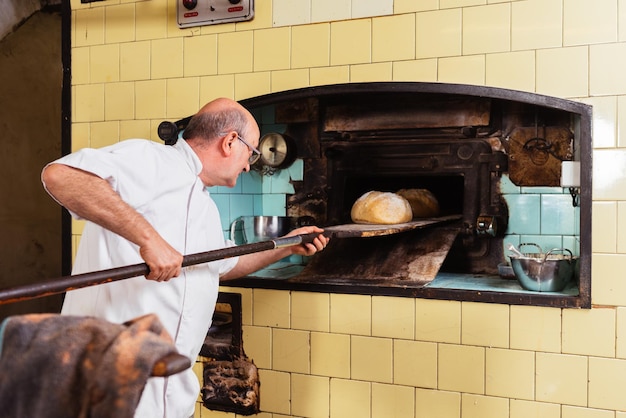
[230,216,294,244]
[509,244,577,292]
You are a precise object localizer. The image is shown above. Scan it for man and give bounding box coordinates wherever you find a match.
[41,98,329,417]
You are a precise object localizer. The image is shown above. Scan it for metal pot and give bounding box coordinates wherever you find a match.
[508,243,577,292]
[230,216,295,244]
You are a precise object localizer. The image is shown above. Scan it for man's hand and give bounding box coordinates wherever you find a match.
[220,225,329,281]
[139,236,183,282]
[285,226,329,256]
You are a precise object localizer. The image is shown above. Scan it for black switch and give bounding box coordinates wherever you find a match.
[182,0,198,10]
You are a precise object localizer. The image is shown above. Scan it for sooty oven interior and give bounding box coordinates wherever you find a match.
[317,101,509,279]
[167,82,591,308]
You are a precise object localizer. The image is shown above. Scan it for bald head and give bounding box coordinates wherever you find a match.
[197,97,241,115]
[182,98,259,144]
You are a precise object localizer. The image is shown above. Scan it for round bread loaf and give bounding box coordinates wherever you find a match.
[350,191,413,224]
[396,188,440,218]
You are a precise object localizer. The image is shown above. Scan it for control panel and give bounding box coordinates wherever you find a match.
[177,0,254,28]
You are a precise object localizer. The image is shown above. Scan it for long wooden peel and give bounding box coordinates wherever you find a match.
[0,232,322,305]
[0,216,461,305]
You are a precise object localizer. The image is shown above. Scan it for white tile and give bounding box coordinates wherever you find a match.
[312,0,350,23]
[273,0,311,27]
[352,0,393,19]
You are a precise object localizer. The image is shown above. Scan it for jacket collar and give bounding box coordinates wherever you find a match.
[172,138,203,176]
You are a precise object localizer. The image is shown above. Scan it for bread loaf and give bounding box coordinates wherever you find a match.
[350,191,413,224]
[396,188,440,218]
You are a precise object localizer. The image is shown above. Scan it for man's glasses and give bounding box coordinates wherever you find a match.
[237,134,261,165]
[220,132,261,165]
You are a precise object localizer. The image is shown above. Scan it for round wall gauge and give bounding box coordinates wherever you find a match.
[258,133,296,169]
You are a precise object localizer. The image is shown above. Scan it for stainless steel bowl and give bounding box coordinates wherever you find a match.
[509,244,577,292]
[230,216,294,244]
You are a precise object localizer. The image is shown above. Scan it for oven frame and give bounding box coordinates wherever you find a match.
[219,83,592,308]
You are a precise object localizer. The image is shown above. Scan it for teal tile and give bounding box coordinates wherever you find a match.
[271,169,295,194]
[261,173,273,193]
[562,236,580,256]
[499,174,520,194]
[504,194,541,235]
[541,194,577,235]
[260,194,286,215]
[215,178,242,194]
[229,194,255,220]
[288,159,304,181]
[521,186,564,194]
[241,170,264,193]
[253,194,264,215]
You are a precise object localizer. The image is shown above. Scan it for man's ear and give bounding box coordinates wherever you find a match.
[220,132,236,156]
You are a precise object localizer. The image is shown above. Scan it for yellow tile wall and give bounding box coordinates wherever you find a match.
[485,347,535,399]
[462,3,511,55]
[461,301,509,348]
[311,331,350,378]
[371,383,415,417]
[461,393,509,418]
[68,0,626,416]
[536,352,587,406]
[329,19,371,66]
[415,9,462,59]
[371,14,415,62]
[393,339,437,388]
[291,23,330,69]
[372,296,414,339]
[183,35,218,77]
[510,305,562,352]
[329,378,370,417]
[485,50,535,92]
[511,0,562,51]
[291,291,329,332]
[351,335,393,383]
[510,399,561,418]
[291,373,329,417]
[119,41,151,81]
[438,343,485,394]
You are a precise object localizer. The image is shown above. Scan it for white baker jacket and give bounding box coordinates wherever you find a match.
[43,138,238,418]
